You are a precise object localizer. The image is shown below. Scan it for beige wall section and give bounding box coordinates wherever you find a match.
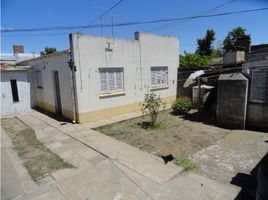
[71,32,179,123]
[77,95,176,123]
[36,100,74,120]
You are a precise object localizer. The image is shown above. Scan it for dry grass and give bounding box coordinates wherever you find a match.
[94,109,230,164]
[1,117,73,181]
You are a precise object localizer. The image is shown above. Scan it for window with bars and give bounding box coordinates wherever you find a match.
[36,71,43,88]
[99,68,124,93]
[151,67,168,88]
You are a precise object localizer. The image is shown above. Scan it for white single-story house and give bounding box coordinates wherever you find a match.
[1,64,31,116]
[20,32,179,123]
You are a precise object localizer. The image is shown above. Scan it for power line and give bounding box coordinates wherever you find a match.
[77,0,125,33]
[1,32,70,37]
[2,7,268,35]
[146,0,240,32]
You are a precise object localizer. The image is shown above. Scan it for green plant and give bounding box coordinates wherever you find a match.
[196,29,216,56]
[223,27,247,52]
[172,97,192,115]
[175,158,199,172]
[141,93,164,128]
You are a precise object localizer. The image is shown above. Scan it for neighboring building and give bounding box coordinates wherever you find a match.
[1,45,40,64]
[216,39,268,130]
[242,57,268,130]
[1,63,31,116]
[20,32,179,123]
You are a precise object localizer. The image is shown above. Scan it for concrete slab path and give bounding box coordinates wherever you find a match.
[193,130,268,184]
[19,110,182,184]
[1,110,247,199]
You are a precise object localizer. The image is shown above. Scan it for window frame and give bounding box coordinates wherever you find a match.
[10,79,19,102]
[99,67,124,95]
[250,68,268,104]
[36,70,43,89]
[150,66,169,89]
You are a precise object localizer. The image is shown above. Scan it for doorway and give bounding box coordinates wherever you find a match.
[53,71,62,115]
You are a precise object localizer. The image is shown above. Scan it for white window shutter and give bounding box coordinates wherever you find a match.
[151,67,168,87]
[115,70,123,90]
[99,68,124,93]
[151,69,157,86]
[108,70,115,91]
[162,68,168,85]
[100,71,107,92]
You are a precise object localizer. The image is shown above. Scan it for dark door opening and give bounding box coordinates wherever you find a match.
[53,71,62,115]
[10,79,19,102]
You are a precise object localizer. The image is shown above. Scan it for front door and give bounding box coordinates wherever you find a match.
[53,71,62,115]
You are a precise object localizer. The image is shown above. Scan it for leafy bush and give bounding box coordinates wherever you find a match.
[141,93,164,127]
[172,97,192,115]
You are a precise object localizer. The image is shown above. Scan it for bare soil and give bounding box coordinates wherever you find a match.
[1,117,72,181]
[94,109,230,160]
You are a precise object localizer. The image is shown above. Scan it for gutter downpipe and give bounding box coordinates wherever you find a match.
[68,33,78,123]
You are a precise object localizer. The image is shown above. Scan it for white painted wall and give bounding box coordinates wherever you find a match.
[1,71,31,116]
[71,32,179,114]
[25,52,74,113]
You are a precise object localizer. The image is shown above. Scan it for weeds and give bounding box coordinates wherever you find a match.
[175,158,199,172]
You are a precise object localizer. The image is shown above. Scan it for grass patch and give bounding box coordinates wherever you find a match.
[173,134,181,140]
[93,109,229,162]
[1,117,73,182]
[175,158,199,172]
[136,143,156,152]
[128,124,139,129]
[147,121,167,130]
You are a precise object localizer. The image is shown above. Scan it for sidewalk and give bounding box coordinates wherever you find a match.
[1,110,240,199]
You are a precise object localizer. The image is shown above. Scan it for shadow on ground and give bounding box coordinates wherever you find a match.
[33,107,72,125]
[178,110,217,126]
[231,151,268,200]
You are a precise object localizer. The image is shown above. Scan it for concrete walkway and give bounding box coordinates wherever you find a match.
[1,110,242,200]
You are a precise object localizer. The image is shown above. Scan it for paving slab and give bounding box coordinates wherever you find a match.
[56,160,149,200]
[32,188,65,200]
[193,130,268,184]
[20,111,183,184]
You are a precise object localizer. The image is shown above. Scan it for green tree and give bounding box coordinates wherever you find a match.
[40,47,57,55]
[223,27,246,52]
[180,52,210,68]
[196,29,216,56]
[141,93,164,127]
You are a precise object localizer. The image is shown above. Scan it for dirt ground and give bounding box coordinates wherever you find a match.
[94,109,230,160]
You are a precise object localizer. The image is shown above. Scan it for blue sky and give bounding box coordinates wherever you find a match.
[1,0,268,54]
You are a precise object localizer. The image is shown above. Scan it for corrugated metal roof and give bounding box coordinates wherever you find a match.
[0,53,40,62]
[0,63,29,72]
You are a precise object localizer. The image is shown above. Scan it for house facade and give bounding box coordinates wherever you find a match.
[1,64,31,116]
[21,32,179,123]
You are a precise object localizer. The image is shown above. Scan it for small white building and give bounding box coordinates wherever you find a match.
[1,64,31,116]
[21,32,179,123]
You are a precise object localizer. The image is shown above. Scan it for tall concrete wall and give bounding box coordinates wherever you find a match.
[217,73,248,129]
[1,71,30,116]
[247,104,268,130]
[70,32,179,123]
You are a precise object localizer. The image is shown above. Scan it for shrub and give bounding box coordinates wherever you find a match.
[172,97,192,115]
[141,93,164,127]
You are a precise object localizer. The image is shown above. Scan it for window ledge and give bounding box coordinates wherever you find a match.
[99,91,125,99]
[150,86,169,91]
